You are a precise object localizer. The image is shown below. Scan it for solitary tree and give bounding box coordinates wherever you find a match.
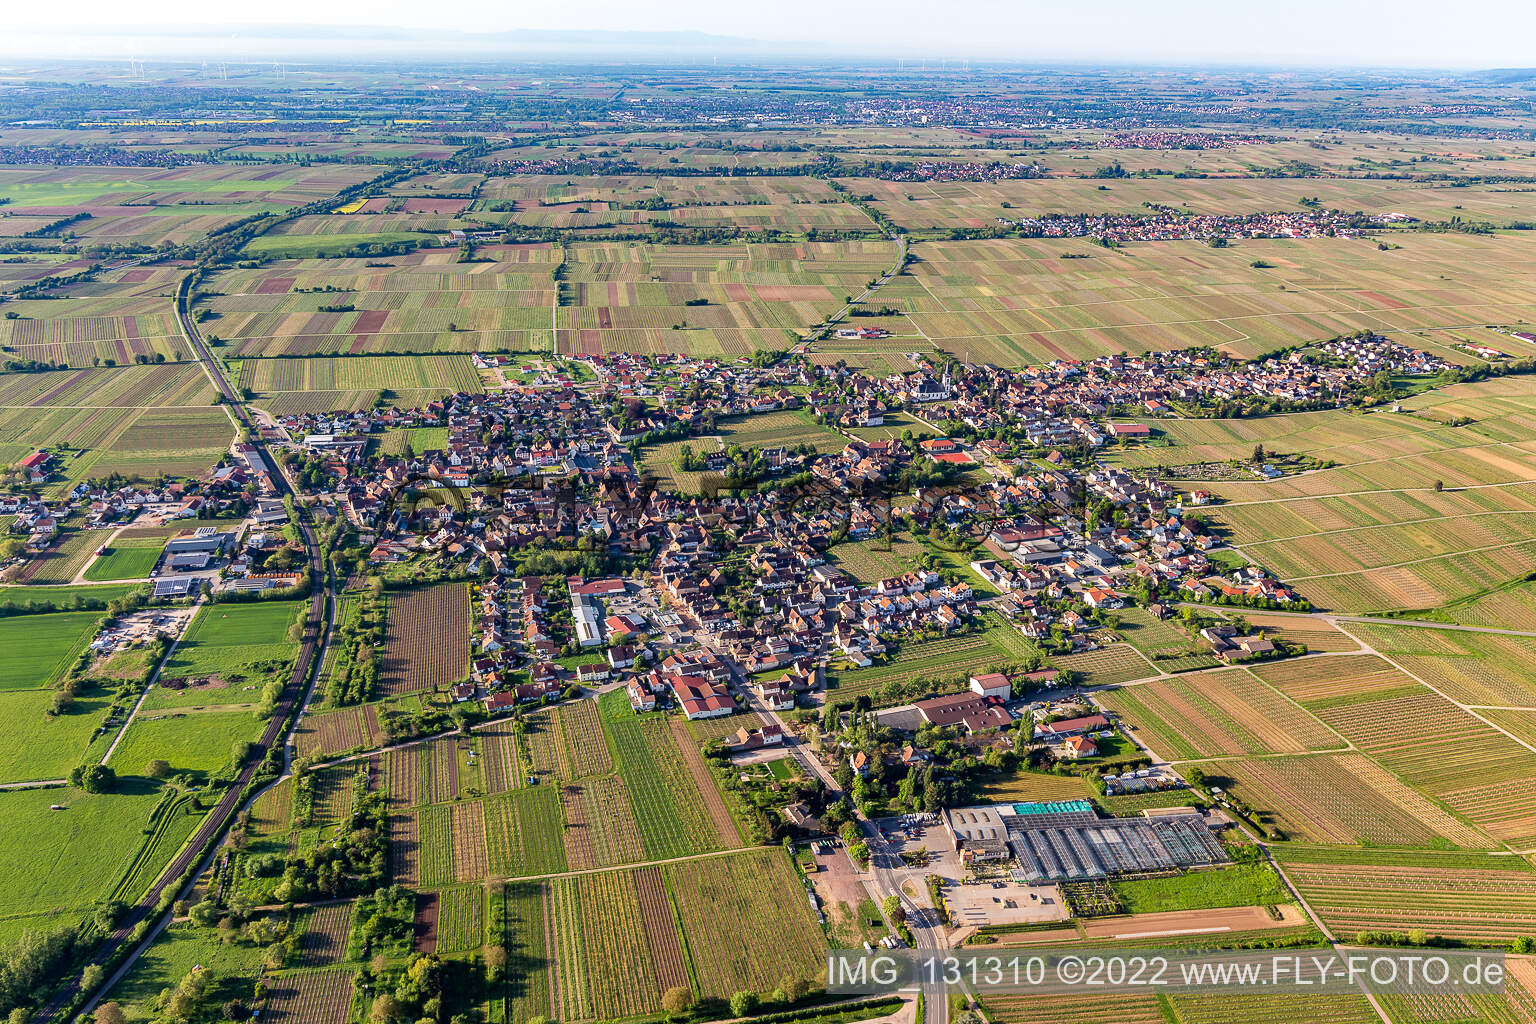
[70,763,116,794]
[483,945,508,982]
[661,986,695,1017]
[368,994,401,1024]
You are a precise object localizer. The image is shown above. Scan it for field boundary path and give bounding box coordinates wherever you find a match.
[69,523,130,585]
[100,594,207,766]
[1332,620,1536,760]
[1259,847,1392,1023]
[803,233,909,352]
[38,270,335,1024]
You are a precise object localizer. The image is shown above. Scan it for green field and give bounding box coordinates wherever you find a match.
[0,610,98,690]
[827,536,927,584]
[1050,644,1158,686]
[242,230,440,259]
[1110,862,1289,915]
[878,233,1536,366]
[150,601,302,709]
[716,409,846,452]
[845,409,940,441]
[0,584,142,613]
[107,710,265,781]
[485,787,569,878]
[598,689,733,860]
[103,920,268,1020]
[377,425,451,455]
[19,526,102,585]
[1114,376,1536,613]
[13,79,1536,1007]
[82,542,161,582]
[826,630,1019,705]
[0,781,167,921]
[0,687,111,784]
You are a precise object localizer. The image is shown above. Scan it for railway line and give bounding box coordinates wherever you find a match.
[34,273,333,1023]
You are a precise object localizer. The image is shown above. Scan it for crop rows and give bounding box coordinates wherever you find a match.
[1379,985,1536,1024]
[668,718,741,847]
[524,711,573,781]
[311,766,357,826]
[1313,690,1532,801]
[0,363,210,407]
[1240,615,1359,653]
[389,812,418,886]
[983,992,1166,1024]
[436,885,485,954]
[551,869,662,1022]
[385,746,418,807]
[1281,860,1536,944]
[1098,668,1340,761]
[1439,777,1536,845]
[559,776,645,871]
[1166,992,1381,1024]
[600,690,726,859]
[557,700,613,779]
[1201,754,1487,848]
[417,804,455,887]
[664,848,827,998]
[1251,655,1416,706]
[831,632,1005,698]
[238,353,482,393]
[829,538,923,584]
[450,800,487,881]
[427,736,460,804]
[258,389,379,415]
[632,866,689,994]
[380,585,469,695]
[502,882,554,1023]
[262,970,356,1024]
[478,722,523,794]
[295,903,354,968]
[484,787,568,878]
[1349,624,1536,707]
[293,707,369,760]
[248,778,293,840]
[1048,643,1156,686]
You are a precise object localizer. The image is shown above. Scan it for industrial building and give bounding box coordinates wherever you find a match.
[944,801,1229,881]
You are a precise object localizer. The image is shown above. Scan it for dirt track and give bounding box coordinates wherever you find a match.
[1081,903,1307,939]
[992,904,1306,946]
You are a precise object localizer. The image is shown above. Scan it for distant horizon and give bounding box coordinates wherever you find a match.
[4,39,1527,76]
[2,1,1535,70]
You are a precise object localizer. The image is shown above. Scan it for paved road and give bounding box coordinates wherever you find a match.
[36,274,333,1023]
[1170,599,1536,639]
[802,234,908,350]
[861,823,947,1024]
[723,658,946,1024]
[722,653,843,793]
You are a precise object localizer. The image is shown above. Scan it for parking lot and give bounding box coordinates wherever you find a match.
[873,814,965,878]
[941,878,1068,928]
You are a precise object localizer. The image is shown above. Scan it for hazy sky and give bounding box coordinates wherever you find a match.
[5,0,1533,67]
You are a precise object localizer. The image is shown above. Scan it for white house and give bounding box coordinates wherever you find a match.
[969,673,1011,700]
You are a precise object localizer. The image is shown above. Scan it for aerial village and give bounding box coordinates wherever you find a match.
[3,333,1444,706]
